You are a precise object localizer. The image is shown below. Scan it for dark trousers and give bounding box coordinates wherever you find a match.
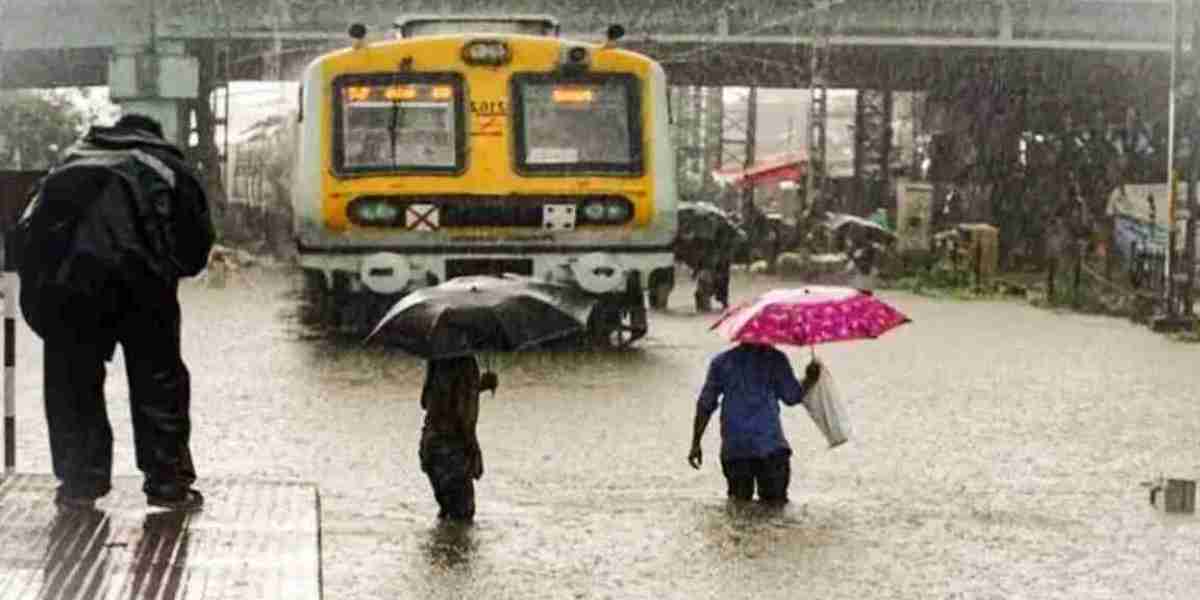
[43,284,195,500]
[714,261,731,308]
[721,450,791,504]
[419,434,475,520]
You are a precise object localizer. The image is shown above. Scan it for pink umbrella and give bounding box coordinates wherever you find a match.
[711,286,910,348]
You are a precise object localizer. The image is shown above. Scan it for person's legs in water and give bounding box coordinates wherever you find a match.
[118,283,200,510]
[755,449,792,505]
[715,260,732,309]
[43,333,115,507]
[721,457,758,502]
[420,435,476,520]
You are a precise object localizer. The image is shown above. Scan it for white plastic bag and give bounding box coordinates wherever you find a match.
[803,361,852,448]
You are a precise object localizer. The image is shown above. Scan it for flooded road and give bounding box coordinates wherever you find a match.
[8,268,1200,599]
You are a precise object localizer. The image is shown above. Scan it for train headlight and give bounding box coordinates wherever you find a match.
[578,197,633,225]
[349,198,401,225]
[581,200,607,222]
[462,40,510,66]
[604,202,630,222]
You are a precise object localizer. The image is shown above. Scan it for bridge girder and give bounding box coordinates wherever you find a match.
[0,0,1177,92]
[0,1,1176,50]
[0,37,1170,101]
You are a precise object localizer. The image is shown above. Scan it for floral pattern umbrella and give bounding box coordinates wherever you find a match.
[711,286,910,347]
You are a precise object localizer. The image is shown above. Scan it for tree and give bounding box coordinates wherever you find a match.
[0,90,86,170]
[923,57,1160,269]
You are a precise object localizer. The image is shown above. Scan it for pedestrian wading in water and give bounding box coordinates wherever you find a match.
[420,356,499,521]
[688,343,821,504]
[18,113,215,513]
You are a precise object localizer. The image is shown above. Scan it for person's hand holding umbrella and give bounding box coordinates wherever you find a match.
[804,360,821,386]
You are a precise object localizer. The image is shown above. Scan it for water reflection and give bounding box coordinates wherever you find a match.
[125,511,191,599]
[417,520,479,599]
[692,498,833,562]
[723,497,790,521]
[39,508,110,599]
[423,520,476,569]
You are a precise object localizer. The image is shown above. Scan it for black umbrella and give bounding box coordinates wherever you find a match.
[365,275,595,358]
[678,201,737,241]
[824,212,897,244]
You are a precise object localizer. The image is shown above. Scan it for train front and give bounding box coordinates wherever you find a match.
[292,18,677,344]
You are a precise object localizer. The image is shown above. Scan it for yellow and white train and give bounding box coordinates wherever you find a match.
[291,15,677,346]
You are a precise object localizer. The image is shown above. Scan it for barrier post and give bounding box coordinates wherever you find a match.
[2,230,14,476]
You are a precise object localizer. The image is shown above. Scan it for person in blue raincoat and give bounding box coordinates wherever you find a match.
[688,343,821,504]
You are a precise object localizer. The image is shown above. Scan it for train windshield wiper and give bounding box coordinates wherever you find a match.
[388,99,404,167]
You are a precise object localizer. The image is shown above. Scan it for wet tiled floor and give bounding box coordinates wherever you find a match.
[0,475,320,599]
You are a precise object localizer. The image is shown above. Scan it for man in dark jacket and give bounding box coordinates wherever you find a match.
[23,114,214,512]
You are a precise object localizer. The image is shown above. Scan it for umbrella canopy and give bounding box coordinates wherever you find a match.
[711,286,910,347]
[825,212,897,244]
[367,274,595,358]
[678,201,738,240]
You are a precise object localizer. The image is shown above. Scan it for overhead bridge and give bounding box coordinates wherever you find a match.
[0,1,1175,90]
[0,1,1183,226]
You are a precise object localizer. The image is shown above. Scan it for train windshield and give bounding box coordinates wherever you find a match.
[333,74,464,173]
[513,74,642,174]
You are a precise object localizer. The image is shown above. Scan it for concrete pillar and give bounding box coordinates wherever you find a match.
[107,41,199,147]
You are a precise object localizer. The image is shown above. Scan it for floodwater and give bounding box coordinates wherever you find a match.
[7,267,1200,599]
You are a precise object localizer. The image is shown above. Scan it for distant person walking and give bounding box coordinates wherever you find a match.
[419,356,498,521]
[18,114,214,512]
[688,343,820,504]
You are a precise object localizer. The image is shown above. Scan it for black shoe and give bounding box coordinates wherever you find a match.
[147,489,204,512]
[54,492,97,511]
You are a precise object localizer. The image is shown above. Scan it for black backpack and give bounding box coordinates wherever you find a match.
[16,161,124,338]
[15,147,215,339]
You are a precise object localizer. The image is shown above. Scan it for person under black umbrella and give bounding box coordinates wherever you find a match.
[368,275,588,520]
[418,355,498,521]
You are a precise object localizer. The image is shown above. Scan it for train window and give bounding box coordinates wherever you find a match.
[511,73,643,176]
[331,73,466,175]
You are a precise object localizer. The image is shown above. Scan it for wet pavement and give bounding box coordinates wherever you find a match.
[0,475,320,600]
[6,268,1200,599]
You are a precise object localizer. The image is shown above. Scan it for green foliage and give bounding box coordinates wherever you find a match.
[878,249,936,280]
[878,249,1002,299]
[0,91,86,170]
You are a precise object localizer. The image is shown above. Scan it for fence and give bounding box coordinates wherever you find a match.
[1129,243,1168,293]
[1127,241,1199,318]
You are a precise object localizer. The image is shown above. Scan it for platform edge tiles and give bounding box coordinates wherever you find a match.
[0,474,321,600]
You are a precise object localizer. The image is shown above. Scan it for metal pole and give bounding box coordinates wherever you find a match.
[0,0,9,477]
[742,86,758,216]
[3,226,15,476]
[805,3,830,219]
[1167,0,1180,315]
[1185,0,1199,317]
